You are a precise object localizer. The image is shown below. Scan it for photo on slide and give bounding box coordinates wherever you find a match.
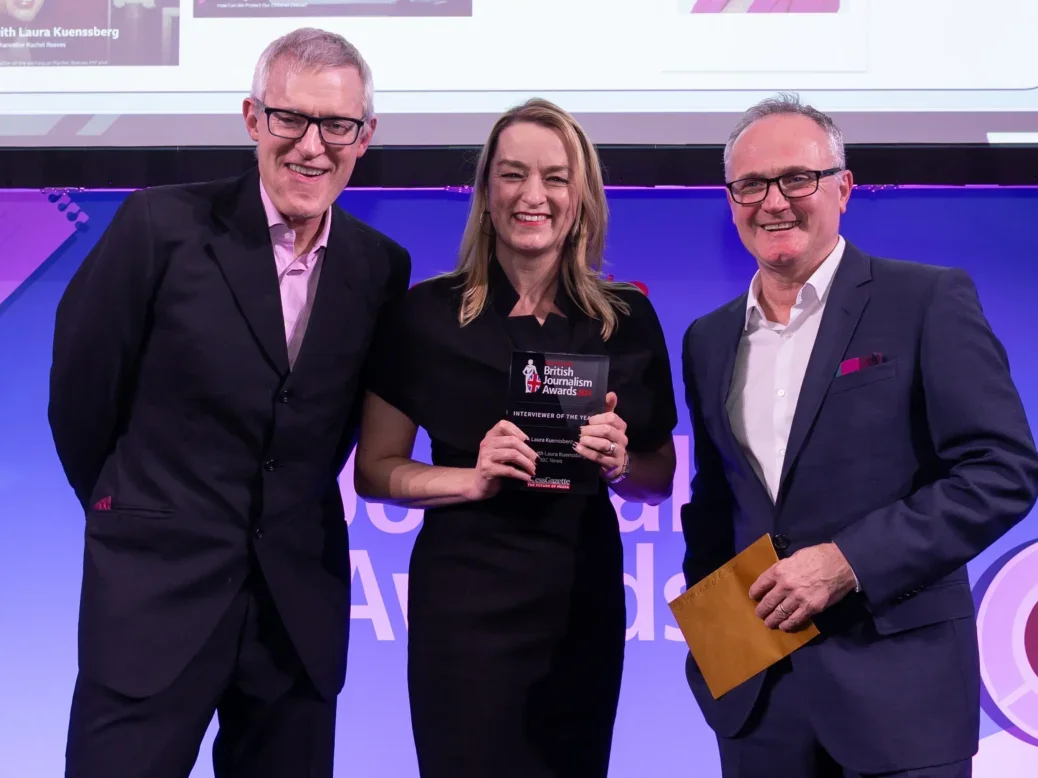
[193,0,473,18]
[0,0,180,66]
[663,0,862,74]
[680,0,841,12]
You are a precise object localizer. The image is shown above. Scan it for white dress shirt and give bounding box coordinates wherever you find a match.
[726,236,860,589]
[727,236,846,503]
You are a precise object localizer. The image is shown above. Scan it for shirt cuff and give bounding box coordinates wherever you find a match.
[832,541,862,593]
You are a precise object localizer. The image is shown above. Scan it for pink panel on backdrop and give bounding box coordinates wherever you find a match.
[0,192,88,308]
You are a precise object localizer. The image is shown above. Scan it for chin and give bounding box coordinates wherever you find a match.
[520,241,554,255]
[756,238,807,263]
[504,236,550,255]
[286,204,327,222]
[759,252,803,268]
[273,194,320,221]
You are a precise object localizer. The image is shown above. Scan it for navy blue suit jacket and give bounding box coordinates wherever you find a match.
[680,242,1038,773]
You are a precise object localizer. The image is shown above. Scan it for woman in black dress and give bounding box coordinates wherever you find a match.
[355,98,677,777]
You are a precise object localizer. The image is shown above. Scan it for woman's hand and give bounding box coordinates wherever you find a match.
[574,392,628,479]
[464,420,539,501]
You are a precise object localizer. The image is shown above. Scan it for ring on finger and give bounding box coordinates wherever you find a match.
[607,441,616,455]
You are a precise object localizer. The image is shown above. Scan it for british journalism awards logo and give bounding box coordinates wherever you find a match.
[523,359,542,394]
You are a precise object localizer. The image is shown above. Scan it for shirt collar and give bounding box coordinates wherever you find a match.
[743,235,846,330]
[488,255,580,320]
[259,179,332,260]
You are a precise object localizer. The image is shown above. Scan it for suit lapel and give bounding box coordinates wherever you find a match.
[778,245,872,495]
[290,208,373,373]
[716,296,774,507]
[207,169,289,376]
[720,296,746,410]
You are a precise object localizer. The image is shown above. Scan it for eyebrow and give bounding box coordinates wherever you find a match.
[733,166,814,180]
[496,158,571,174]
[270,107,356,121]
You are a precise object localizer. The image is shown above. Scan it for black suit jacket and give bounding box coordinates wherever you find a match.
[680,242,1038,773]
[48,168,411,700]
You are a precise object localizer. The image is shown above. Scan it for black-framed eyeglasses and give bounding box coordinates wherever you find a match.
[726,167,844,205]
[259,102,366,146]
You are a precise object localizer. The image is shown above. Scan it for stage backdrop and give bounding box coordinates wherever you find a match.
[1,185,1037,778]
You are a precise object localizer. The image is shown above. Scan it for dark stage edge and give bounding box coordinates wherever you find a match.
[2,145,1038,189]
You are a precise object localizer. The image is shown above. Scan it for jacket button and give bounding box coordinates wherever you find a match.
[278,390,291,403]
[254,527,263,540]
[773,534,790,551]
[263,459,276,471]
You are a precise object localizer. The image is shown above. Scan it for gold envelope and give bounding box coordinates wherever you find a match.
[668,534,819,699]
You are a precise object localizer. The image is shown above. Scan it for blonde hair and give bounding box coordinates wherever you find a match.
[446,98,632,339]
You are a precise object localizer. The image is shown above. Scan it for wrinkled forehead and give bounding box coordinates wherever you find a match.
[263,61,366,118]
[728,114,836,179]
[492,121,575,172]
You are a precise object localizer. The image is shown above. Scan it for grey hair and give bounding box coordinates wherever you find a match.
[723,92,845,179]
[250,27,375,121]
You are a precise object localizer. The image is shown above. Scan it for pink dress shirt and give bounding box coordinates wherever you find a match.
[692,0,839,11]
[260,182,332,368]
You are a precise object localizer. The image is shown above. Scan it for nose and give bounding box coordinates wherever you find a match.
[295,123,326,158]
[761,181,791,212]
[519,175,547,206]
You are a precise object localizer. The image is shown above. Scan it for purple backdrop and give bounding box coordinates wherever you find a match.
[1,185,1036,776]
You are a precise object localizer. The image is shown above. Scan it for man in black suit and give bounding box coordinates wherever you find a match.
[680,93,1038,777]
[48,27,410,778]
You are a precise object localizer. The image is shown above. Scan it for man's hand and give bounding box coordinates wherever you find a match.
[749,542,857,632]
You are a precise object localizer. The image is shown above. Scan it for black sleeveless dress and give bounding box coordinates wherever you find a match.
[367,260,677,777]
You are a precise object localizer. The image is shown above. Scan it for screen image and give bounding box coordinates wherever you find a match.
[193,0,472,19]
[0,0,180,67]
[0,0,1036,147]
[683,0,841,11]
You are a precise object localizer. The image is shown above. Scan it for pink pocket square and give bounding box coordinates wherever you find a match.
[92,496,112,511]
[836,353,883,377]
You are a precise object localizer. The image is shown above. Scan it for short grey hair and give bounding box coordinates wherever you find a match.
[251,27,375,121]
[723,92,845,179]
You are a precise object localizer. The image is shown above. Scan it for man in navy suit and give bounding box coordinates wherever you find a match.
[48,28,410,778]
[679,92,1038,777]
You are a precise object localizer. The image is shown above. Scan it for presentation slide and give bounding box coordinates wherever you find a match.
[193,0,472,18]
[683,0,840,11]
[0,0,1036,147]
[0,0,180,67]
